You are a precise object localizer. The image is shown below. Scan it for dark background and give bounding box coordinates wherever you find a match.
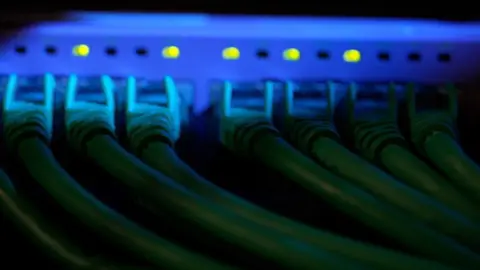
[0,3,479,21]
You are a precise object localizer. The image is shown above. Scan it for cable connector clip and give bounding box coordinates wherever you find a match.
[283,80,337,118]
[220,80,273,121]
[3,73,55,145]
[65,74,115,131]
[126,76,181,143]
[220,80,276,152]
[347,82,403,161]
[347,82,398,123]
[65,75,116,151]
[406,82,457,147]
[282,81,340,152]
[407,82,458,121]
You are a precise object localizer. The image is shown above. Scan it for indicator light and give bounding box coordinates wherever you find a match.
[222,47,240,60]
[283,48,300,61]
[162,46,180,59]
[72,44,90,57]
[343,49,361,63]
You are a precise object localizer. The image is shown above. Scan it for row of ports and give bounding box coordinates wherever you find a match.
[11,45,452,63]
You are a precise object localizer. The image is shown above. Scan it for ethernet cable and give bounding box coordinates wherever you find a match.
[124,77,463,270]
[343,83,480,248]
[0,168,155,270]
[282,81,480,248]
[3,73,235,270]
[64,75,364,270]
[406,83,480,204]
[218,80,480,269]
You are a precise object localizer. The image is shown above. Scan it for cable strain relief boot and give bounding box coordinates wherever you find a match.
[66,110,116,154]
[352,120,407,161]
[4,111,51,152]
[283,116,340,153]
[127,109,176,156]
[410,111,456,154]
[221,117,279,156]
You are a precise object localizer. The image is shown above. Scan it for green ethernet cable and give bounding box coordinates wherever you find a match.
[406,83,480,204]
[3,73,235,270]
[125,76,463,270]
[64,75,365,270]
[218,80,480,269]
[281,81,480,248]
[0,168,156,270]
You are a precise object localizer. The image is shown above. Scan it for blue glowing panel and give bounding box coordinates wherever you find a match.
[1,12,480,112]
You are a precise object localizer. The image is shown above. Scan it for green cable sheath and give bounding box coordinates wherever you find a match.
[64,84,364,270]
[423,132,480,204]
[138,140,460,270]
[0,169,152,270]
[283,115,480,230]
[15,137,235,270]
[380,143,480,222]
[407,85,480,203]
[347,119,480,249]
[3,75,230,270]
[307,132,480,249]
[125,103,458,269]
[314,136,479,221]
[77,132,364,270]
[336,83,480,246]
[223,118,479,269]
[0,170,96,269]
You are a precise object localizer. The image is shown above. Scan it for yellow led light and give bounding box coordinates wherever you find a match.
[162,46,180,59]
[283,48,300,61]
[222,47,240,60]
[72,44,90,57]
[343,49,361,63]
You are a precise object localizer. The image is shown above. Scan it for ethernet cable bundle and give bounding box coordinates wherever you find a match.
[2,73,480,270]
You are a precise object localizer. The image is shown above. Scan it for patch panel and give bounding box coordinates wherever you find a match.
[1,12,480,114]
[4,12,480,270]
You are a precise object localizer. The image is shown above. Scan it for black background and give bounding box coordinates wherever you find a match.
[0,3,478,21]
